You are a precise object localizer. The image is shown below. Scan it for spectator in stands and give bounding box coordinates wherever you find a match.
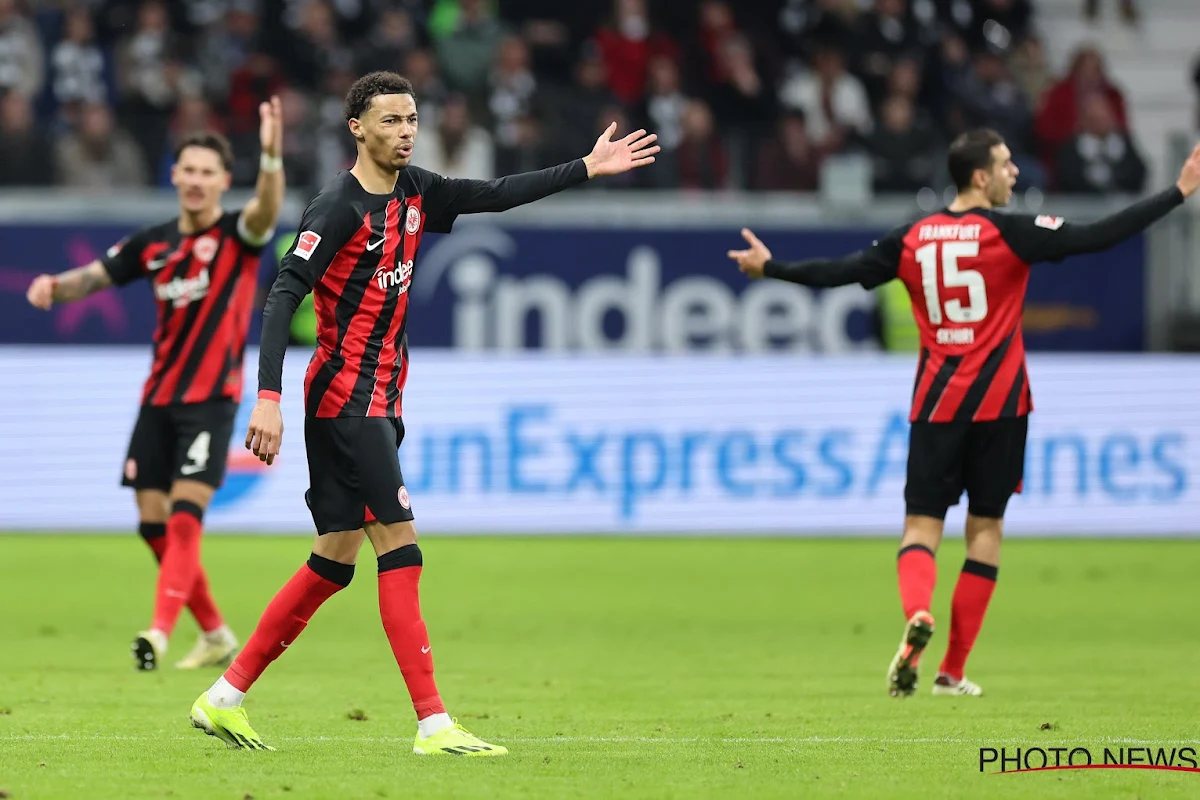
[51,6,109,113]
[593,0,678,107]
[706,33,775,188]
[778,45,873,155]
[676,99,728,190]
[1008,33,1051,111]
[312,64,357,187]
[411,92,494,179]
[435,0,506,102]
[864,93,940,192]
[115,0,197,180]
[403,48,448,122]
[950,50,1033,156]
[636,54,686,189]
[488,35,541,175]
[55,102,148,189]
[225,52,285,184]
[1035,45,1128,174]
[0,90,53,186]
[692,0,738,86]
[195,4,260,105]
[280,0,353,92]
[885,55,924,105]
[855,0,924,104]
[358,5,419,76]
[0,0,44,99]
[545,42,619,168]
[753,110,820,191]
[1055,92,1146,194]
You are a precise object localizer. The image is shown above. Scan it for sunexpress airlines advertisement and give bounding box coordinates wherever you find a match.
[0,350,1193,535]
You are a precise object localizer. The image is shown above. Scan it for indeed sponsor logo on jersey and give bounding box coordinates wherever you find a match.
[376,259,414,293]
[918,224,982,241]
[399,405,1187,522]
[154,268,210,308]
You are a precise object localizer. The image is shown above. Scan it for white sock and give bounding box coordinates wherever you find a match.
[207,676,246,709]
[418,713,453,739]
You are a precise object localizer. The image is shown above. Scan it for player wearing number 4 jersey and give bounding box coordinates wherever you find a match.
[25,101,286,672]
[186,72,659,755]
[728,128,1200,698]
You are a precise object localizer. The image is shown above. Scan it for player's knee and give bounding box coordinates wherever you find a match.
[377,543,422,574]
[967,503,1008,520]
[307,553,355,588]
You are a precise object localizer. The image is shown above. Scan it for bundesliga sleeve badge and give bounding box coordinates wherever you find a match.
[294,230,322,260]
[1034,215,1065,230]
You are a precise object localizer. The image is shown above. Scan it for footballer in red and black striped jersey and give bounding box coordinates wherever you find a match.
[730,128,1200,700]
[25,98,287,673]
[219,71,659,754]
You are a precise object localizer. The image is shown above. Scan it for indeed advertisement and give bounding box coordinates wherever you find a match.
[0,348,1195,535]
[0,220,1144,351]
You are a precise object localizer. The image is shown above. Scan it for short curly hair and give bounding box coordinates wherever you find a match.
[343,71,416,121]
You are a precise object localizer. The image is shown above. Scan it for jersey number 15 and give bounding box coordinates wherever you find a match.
[915,241,987,325]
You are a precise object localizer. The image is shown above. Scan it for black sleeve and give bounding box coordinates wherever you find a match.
[998,186,1185,264]
[99,228,151,287]
[419,159,590,233]
[763,224,906,290]
[257,190,358,396]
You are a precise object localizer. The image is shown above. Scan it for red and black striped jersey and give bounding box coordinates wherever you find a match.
[102,210,270,406]
[258,160,589,418]
[762,187,1185,423]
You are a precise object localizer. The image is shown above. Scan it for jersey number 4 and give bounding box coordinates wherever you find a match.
[915,241,987,325]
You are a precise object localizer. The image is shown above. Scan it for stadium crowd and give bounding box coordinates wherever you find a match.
[0,0,1170,195]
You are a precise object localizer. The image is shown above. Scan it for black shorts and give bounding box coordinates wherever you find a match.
[304,416,415,535]
[905,416,1028,520]
[121,400,237,491]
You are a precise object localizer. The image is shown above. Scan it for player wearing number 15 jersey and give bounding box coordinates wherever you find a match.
[728,128,1200,699]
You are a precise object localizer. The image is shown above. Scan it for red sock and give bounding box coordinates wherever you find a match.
[140,521,224,633]
[150,503,206,636]
[378,544,445,721]
[224,554,352,692]
[939,560,998,681]
[897,544,937,620]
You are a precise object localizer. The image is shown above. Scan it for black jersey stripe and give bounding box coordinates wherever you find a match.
[916,355,962,422]
[1001,365,1027,417]
[952,330,1015,423]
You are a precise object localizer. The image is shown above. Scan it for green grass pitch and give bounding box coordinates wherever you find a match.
[2,534,1200,799]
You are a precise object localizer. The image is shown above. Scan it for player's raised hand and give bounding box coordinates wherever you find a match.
[583,122,660,178]
[246,397,284,465]
[259,94,283,158]
[727,228,773,279]
[1176,139,1200,198]
[26,274,56,310]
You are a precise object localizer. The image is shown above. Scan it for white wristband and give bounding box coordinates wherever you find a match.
[260,153,283,173]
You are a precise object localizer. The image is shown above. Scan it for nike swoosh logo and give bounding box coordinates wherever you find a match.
[280,640,291,648]
[366,237,385,251]
[180,464,205,476]
[166,590,188,599]
[420,646,431,654]
[147,256,169,271]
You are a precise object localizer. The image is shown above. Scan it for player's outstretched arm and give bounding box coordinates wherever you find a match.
[239,95,286,244]
[1010,140,1200,263]
[727,228,902,289]
[26,260,112,309]
[428,122,659,217]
